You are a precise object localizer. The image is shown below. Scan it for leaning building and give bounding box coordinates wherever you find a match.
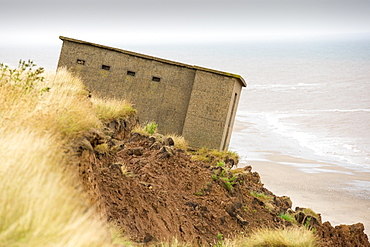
[57,36,246,150]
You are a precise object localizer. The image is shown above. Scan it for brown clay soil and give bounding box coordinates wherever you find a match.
[71,117,370,246]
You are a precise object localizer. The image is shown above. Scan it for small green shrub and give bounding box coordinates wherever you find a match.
[212,168,236,192]
[132,121,159,136]
[194,191,204,196]
[0,60,45,92]
[221,177,234,191]
[216,161,225,167]
[250,191,272,201]
[213,232,224,247]
[145,121,158,135]
[278,213,297,223]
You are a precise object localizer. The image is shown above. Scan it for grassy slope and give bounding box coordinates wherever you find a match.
[0,63,135,246]
[0,62,317,247]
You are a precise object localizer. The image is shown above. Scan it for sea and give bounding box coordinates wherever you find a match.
[129,36,370,175]
[1,34,369,187]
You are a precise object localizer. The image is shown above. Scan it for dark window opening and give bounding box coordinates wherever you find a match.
[152,76,161,82]
[127,71,136,76]
[76,59,85,65]
[101,65,110,71]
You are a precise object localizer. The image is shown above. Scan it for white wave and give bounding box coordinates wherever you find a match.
[261,112,370,171]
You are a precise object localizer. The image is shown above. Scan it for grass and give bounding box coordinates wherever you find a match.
[278,213,297,224]
[212,168,236,192]
[145,121,158,134]
[190,147,239,166]
[236,227,318,247]
[300,208,320,219]
[250,191,272,201]
[132,121,158,136]
[132,122,188,149]
[93,97,136,122]
[166,134,188,150]
[120,164,134,177]
[0,62,122,246]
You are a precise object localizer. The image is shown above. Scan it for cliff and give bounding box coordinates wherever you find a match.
[70,115,370,246]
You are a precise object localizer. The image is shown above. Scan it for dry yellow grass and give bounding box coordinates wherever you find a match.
[92,97,136,122]
[190,147,239,165]
[235,227,318,247]
[0,64,115,246]
[166,134,188,150]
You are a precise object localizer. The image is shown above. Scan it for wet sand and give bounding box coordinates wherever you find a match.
[238,151,370,237]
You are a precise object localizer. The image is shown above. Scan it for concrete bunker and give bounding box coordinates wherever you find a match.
[57,36,246,150]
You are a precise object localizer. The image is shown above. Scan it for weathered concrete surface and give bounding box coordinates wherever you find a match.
[58,36,246,150]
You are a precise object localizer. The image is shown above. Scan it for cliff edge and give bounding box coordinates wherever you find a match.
[69,115,369,246]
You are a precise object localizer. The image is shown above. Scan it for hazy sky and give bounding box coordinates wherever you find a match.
[1,0,370,46]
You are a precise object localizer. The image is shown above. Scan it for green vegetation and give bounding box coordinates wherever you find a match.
[0,60,45,92]
[212,168,237,192]
[250,191,272,201]
[221,176,237,192]
[300,208,320,219]
[132,121,158,136]
[213,233,224,247]
[278,213,297,224]
[216,160,225,167]
[190,147,239,166]
[194,182,212,196]
[145,121,158,134]
[132,122,188,149]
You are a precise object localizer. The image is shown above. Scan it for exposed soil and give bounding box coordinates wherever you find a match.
[69,116,370,246]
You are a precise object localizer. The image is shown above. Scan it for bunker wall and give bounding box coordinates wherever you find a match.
[58,41,195,135]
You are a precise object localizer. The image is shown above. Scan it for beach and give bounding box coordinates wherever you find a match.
[232,122,370,237]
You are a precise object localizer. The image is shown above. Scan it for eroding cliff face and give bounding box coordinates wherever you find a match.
[68,115,370,246]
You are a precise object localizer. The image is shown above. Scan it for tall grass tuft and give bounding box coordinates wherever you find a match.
[93,97,136,122]
[0,129,112,246]
[0,63,115,246]
[166,134,188,150]
[237,227,318,247]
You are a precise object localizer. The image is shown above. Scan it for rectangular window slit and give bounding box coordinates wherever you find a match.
[76,59,85,65]
[101,65,110,71]
[127,71,136,76]
[152,76,161,82]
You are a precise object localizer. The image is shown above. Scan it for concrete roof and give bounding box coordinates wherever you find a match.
[59,36,247,87]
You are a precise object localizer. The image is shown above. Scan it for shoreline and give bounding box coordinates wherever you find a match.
[237,151,370,237]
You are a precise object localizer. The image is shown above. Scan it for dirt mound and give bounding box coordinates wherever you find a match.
[70,117,369,246]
